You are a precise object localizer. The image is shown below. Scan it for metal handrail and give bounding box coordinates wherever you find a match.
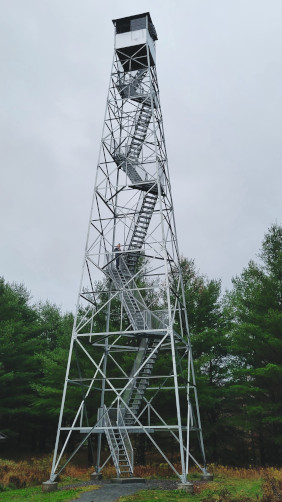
[117,406,134,474]
[105,252,170,332]
[103,406,121,476]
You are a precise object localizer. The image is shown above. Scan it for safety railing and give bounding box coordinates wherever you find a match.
[117,406,134,474]
[105,252,171,332]
[103,406,121,476]
[103,405,133,476]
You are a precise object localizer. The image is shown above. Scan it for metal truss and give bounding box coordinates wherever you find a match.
[49,13,209,485]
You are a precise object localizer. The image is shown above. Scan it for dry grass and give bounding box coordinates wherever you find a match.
[101,462,179,479]
[261,473,282,501]
[209,464,282,480]
[112,463,282,482]
[0,455,92,490]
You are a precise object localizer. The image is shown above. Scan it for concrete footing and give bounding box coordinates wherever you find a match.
[111,477,146,484]
[201,473,214,481]
[42,481,58,492]
[177,482,194,494]
[90,472,103,481]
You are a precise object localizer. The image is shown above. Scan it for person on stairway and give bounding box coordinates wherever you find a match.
[114,243,121,269]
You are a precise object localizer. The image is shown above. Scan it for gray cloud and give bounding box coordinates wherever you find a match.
[1,0,281,310]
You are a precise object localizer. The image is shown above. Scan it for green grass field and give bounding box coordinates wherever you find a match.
[118,478,263,501]
[0,476,264,502]
[0,484,99,502]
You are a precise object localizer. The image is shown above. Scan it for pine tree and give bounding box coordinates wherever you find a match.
[0,279,43,448]
[226,224,282,464]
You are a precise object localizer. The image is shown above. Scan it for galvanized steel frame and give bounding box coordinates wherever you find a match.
[49,15,208,484]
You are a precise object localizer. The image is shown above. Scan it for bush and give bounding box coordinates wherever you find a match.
[0,456,92,489]
[8,475,26,489]
[262,474,282,501]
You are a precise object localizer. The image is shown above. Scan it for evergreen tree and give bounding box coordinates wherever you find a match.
[0,279,44,448]
[226,224,282,465]
[179,259,228,462]
[30,302,74,449]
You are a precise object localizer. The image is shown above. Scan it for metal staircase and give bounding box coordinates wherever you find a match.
[112,76,157,195]
[103,72,162,476]
[116,69,147,101]
[128,102,152,160]
[113,73,160,276]
[107,262,161,429]
[108,264,147,331]
[124,338,160,426]
[106,257,160,417]
[103,405,133,477]
[126,192,158,273]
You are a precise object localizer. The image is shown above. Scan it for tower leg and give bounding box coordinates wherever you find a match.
[49,336,75,482]
[177,482,194,493]
[95,294,111,475]
[201,472,214,481]
[42,481,58,492]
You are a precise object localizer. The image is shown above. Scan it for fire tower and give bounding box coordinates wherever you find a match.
[49,12,210,486]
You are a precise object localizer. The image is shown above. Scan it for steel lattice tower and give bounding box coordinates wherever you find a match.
[49,12,210,486]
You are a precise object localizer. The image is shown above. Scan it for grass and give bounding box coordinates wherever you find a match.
[0,458,281,501]
[0,484,99,502]
[0,455,97,501]
[0,455,93,489]
[118,465,282,501]
[118,480,262,502]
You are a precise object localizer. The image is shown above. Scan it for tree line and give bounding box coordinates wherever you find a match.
[0,224,281,466]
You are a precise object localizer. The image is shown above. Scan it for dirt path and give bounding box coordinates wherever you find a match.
[69,479,178,502]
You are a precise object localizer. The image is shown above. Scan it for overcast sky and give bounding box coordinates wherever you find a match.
[1,0,281,311]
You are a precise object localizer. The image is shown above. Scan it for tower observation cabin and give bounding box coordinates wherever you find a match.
[113,13,157,72]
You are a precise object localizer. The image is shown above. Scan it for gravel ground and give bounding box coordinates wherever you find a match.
[65,479,178,502]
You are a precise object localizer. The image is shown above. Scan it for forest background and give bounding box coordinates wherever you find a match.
[0,223,281,469]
